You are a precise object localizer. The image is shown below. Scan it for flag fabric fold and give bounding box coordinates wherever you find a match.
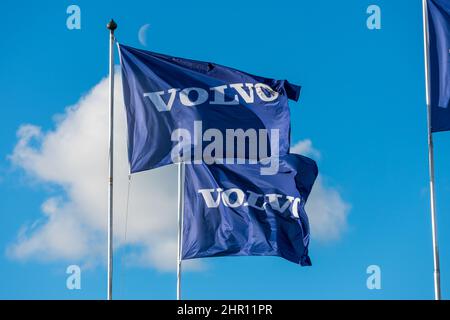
[118,44,301,172]
[427,0,450,132]
[182,154,318,265]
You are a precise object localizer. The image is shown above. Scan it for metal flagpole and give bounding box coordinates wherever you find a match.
[421,0,441,300]
[177,161,185,300]
[106,19,117,301]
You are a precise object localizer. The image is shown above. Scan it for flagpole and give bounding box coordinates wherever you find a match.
[106,18,117,301]
[422,0,441,300]
[177,161,185,300]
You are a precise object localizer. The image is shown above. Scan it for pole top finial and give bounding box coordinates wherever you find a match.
[107,19,117,32]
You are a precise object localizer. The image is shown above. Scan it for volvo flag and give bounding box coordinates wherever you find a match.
[182,154,318,265]
[428,0,450,132]
[118,44,301,173]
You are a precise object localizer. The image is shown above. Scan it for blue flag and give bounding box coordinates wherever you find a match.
[182,154,318,265]
[428,0,450,132]
[118,44,301,173]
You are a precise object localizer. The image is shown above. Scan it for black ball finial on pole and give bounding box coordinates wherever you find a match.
[107,19,117,32]
[106,16,117,301]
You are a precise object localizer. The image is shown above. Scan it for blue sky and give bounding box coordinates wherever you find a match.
[1,0,449,300]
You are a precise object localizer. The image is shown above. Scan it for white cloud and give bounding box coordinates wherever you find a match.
[306,176,350,241]
[291,140,350,241]
[7,71,349,270]
[7,71,189,271]
[290,139,321,160]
